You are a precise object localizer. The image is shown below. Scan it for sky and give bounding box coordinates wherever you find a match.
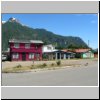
[2,14,98,49]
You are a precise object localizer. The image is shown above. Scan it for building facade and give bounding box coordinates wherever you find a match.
[61,49,75,59]
[9,39,43,61]
[42,45,75,60]
[42,44,58,60]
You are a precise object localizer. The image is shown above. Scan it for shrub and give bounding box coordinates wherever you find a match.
[75,53,81,58]
[43,54,48,60]
[42,63,47,67]
[16,64,22,68]
[51,63,55,66]
[30,65,35,69]
[37,63,47,68]
[56,60,61,66]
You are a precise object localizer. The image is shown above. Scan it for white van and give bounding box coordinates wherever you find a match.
[2,54,7,61]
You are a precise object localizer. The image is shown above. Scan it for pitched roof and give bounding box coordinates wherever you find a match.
[62,49,71,52]
[61,49,75,53]
[9,39,43,44]
[62,49,92,53]
[74,49,90,53]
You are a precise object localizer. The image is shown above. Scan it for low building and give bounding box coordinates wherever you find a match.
[42,44,58,60]
[42,45,75,60]
[61,49,75,59]
[93,49,98,58]
[9,39,43,61]
[74,49,94,58]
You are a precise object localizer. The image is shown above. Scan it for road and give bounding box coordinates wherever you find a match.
[2,61,98,86]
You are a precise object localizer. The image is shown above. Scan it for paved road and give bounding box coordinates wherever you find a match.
[2,62,98,86]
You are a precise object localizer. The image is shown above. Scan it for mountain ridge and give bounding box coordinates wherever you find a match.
[2,17,88,51]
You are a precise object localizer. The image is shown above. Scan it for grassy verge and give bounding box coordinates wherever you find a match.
[2,60,82,73]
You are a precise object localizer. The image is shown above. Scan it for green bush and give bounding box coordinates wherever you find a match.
[75,53,81,58]
[42,63,47,67]
[16,64,22,68]
[51,63,55,66]
[37,63,47,68]
[43,54,48,60]
[56,60,61,66]
[30,65,35,69]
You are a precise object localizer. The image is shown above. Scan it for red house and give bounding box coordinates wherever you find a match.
[9,39,43,61]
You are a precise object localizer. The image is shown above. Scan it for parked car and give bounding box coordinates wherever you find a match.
[2,54,7,61]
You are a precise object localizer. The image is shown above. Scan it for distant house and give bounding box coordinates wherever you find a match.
[9,39,43,61]
[74,49,94,58]
[42,45,75,60]
[93,49,98,58]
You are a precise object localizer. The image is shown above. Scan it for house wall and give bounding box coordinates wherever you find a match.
[42,45,55,52]
[10,42,43,61]
[82,51,94,58]
[10,43,42,53]
[11,52,42,61]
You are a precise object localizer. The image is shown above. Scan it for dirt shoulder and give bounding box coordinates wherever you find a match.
[2,58,98,68]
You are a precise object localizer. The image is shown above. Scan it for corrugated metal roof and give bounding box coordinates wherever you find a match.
[9,39,43,44]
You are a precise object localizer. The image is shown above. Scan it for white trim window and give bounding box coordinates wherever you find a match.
[14,43,19,48]
[47,46,52,50]
[12,53,19,59]
[29,53,34,59]
[25,43,30,49]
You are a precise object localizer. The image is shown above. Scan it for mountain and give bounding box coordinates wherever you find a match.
[2,17,88,51]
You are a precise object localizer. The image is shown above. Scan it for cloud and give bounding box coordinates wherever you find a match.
[2,21,6,24]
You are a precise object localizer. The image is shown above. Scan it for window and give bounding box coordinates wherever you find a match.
[47,46,51,50]
[25,43,30,49]
[29,53,34,59]
[12,53,19,59]
[35,46,38,49]
[14,43,19,48]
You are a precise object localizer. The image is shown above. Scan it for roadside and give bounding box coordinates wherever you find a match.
[2,60,98,86]
[2,58,98,73]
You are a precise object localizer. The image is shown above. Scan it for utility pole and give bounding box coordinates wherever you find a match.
[88,40,89,48]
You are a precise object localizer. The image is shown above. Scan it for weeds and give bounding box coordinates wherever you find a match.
[51,63,55,66]
[16,64,22,68]
[37,63,47,68]
[56,60,61,66]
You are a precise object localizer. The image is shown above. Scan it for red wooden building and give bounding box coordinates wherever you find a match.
[9,39,43,61]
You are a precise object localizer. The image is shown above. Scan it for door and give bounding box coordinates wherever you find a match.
[57,53,60,59]
[22,53,26,61]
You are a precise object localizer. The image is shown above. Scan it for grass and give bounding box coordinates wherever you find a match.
[2,66,32,73]
[2,60,82,73]
[2,63,48,73]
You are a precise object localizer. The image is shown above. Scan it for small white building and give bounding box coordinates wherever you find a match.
[42,44,58,60]
[42,44,57,53]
